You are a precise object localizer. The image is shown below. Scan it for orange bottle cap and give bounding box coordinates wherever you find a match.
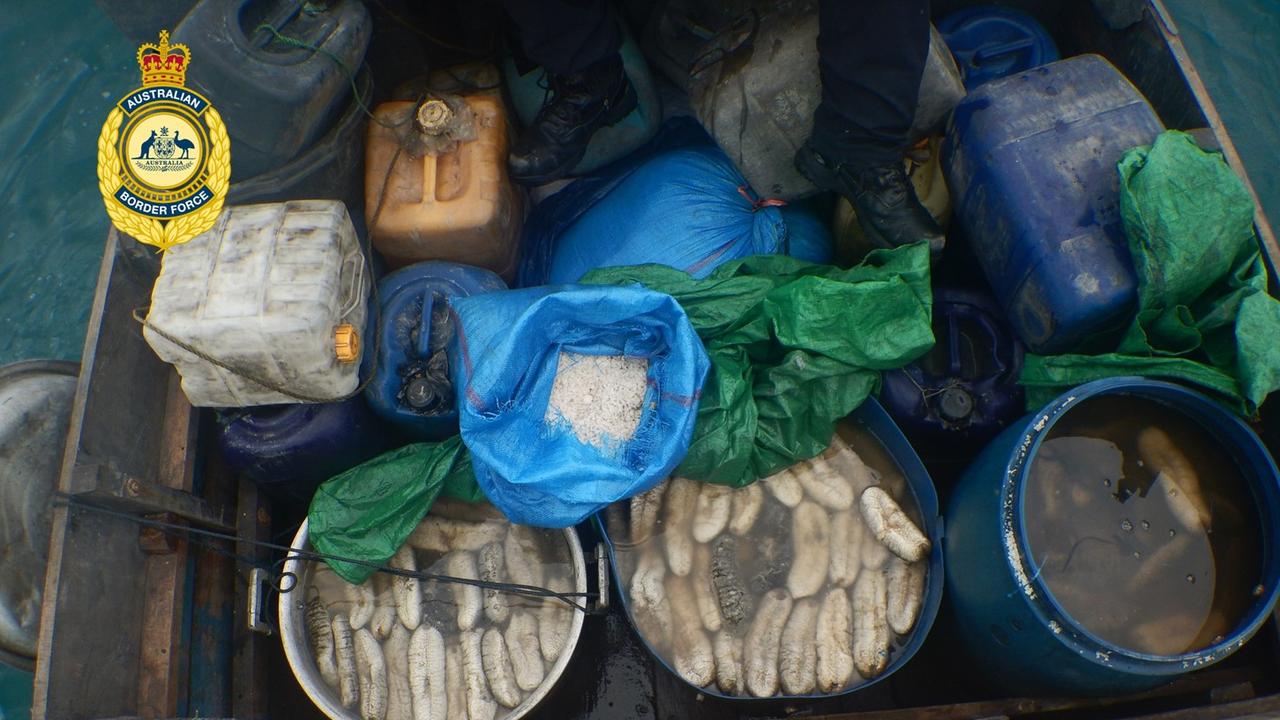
[334,324,360,363]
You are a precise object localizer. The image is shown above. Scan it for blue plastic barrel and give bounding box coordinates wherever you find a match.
[597,397,945,700]
[944,54,1164,354]
[217,395,390,511]
[945,378,1280,696]
[939,6,1059,89]
[364,261,508,440]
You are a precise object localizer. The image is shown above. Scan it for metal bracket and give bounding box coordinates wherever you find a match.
[69,463,235,532]
[593,543,611,611]
[247,567,276,636]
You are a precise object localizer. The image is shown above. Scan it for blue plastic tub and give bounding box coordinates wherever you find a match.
[939,6,1060,89]
[944,54,1164,354]
[596,397,944,700]
[945,378,1280,696]
[364,261,507,440]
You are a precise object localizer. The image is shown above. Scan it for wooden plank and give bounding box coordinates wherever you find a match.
[232,478,272,719]
[1129,694,1280,719]
[33,230,172,719]
[136,372,197,718]
[809,666,1262,720]
[187,426,236,717]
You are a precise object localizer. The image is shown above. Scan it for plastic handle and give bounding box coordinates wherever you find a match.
[337,249,366,321]
[422,150,439,205]
[940,299,1013,380]
[973,37,1037,64]
[416,292,436,357]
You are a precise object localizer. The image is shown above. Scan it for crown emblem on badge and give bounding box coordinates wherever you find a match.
[137,30,190,86]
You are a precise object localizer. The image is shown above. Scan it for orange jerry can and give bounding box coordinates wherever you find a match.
[365,71,524,279]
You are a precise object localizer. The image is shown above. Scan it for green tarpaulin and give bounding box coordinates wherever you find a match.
[308,437,485,584]
[1021,131,1280,416]
[584,243,935,487]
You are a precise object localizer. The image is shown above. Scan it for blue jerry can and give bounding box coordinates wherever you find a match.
[938,5,1059,89]
[173,0,372,180]
[365,261,508,440]
[944,54,1164,355]
[217,395,391,512]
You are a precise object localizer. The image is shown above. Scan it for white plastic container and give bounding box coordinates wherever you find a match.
[144,200,369,407]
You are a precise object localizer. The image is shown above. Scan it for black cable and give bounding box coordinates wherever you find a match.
[53,493,596,612]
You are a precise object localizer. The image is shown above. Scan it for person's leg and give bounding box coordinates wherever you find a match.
[501,0,621,75]
[796,0,944,251]
[502,0,635,184]
[813,0,931,168]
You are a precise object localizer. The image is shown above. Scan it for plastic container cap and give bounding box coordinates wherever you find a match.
[334,324,360,363]
[939,6,1060,89]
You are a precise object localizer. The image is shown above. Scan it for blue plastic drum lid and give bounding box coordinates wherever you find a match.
[596,398,945,700]
[939,6,1060,89]
[364,262,508,440]
[944,378,1280,696]
[880,287,1024,455]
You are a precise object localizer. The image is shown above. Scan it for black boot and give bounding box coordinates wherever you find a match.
[795,143,945,253]
[508,54,637,184]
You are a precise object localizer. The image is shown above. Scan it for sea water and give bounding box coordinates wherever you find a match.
[1022,395,1261,656]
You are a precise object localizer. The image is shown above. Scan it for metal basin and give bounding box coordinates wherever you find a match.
[280,517,588,720]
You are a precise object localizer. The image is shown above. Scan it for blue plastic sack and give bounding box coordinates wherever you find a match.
[447,284,711,527]
[519,118,832,286]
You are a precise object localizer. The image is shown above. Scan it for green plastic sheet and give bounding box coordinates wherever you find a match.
[583,243,934,487]
[308,437,485,584]
[1021,131,1280,417]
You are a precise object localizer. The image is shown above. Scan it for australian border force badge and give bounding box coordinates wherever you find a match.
[97,31,230,250]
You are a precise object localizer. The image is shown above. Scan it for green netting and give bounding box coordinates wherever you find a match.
[584,243,934,487]
[1021,131,1280,416]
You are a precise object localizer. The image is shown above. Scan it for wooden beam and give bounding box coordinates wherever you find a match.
[232,478,272,719]
[136,372,197,718]
[32,230,173,719]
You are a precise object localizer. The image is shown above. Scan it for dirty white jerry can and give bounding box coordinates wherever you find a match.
[144,200,369,407]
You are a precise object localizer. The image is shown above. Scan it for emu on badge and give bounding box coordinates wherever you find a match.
[97,30,230,250]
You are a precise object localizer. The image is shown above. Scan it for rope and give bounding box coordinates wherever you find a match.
[140,301,378,399]
[737,185,787,211]
[53,493,598,613]
[254,22,374,121]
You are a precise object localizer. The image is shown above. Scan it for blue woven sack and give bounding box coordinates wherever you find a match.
[518,118,832,287]
[447,284,711,527]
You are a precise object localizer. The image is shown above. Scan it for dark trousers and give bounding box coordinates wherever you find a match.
[504,0,930,167]
[501,0,623,75]
[815,0,931,168]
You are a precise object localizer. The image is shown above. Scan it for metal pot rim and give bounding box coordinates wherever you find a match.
[279,517,588,720]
